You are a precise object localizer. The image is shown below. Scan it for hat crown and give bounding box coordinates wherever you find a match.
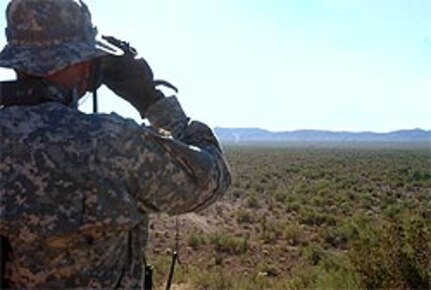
[5,0,97,46]
[0,0,109,76]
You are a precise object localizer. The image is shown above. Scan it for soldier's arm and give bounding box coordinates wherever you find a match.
[96,49,231,214]
[96,96,231,215]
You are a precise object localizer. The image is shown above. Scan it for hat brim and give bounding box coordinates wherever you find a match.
[0,40,117,76]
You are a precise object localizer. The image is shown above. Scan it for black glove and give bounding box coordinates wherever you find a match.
[92,36,178,118]
[98,53,164,118]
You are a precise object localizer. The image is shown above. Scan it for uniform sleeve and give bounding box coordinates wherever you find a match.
[98,96,232,215]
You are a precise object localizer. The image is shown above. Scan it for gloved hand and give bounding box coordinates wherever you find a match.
[98,53,164,118]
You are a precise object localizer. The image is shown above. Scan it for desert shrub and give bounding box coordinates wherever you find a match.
[401,215,431,287]
[408,169,431,183]
[298,206,338,226]
[284,223,302,246]
[259,219,284,244]
[287,244,359,290]
[288,264,359,290]
[209,232,248,255]
[272,186,289,203]
[285,201,301,213]
[258,262,279,277]
[189,269,234,290]
[303,244,327,266]
[190,268,294,290]
[312,179,333,196]
[188,232,207,250]
[383,202,403,218]
[348,213,431,289]
[320,226,349,249]
[245,193,259,209]
[236,209,254,224]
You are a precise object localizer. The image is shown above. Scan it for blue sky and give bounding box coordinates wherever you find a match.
[0,0,429,132]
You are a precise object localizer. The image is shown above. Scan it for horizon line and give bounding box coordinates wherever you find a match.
[213,127,431,134]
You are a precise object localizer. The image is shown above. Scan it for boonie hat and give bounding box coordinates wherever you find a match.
[0,0,114,76]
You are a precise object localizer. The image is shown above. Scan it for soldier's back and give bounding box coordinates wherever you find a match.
[0,102,147,288]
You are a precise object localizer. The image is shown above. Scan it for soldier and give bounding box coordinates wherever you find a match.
[0,0,231,288]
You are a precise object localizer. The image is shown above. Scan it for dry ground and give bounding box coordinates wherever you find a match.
[147,144,431,289]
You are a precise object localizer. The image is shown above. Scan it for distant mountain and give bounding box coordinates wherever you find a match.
[214,128,431,143]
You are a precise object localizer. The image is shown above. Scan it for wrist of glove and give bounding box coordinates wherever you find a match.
[145,96,189,139]
[97,54,163,118]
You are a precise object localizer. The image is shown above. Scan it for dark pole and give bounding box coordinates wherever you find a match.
[93,90,98,113]
[165,251,177,290]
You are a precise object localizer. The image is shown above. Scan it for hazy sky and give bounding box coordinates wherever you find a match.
[0,0,429,132]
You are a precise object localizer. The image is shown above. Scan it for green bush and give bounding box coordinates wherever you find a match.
[320,226,349,249]
[287,244,359,290]
[236,209,254,224]
[348,213,431,289]
[187,232,207,250]
[284,223,302,246]
[189,269,234,290]
[408,169,431,183]
[259,219,284,244]
[246,193,260,209]
[285,201,301,213]
[209,232,248,255]
[272,186,289,203]
[298,206,338,226]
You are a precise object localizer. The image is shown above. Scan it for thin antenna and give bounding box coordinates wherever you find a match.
[166,217,180,290]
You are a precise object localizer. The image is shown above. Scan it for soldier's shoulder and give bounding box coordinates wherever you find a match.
[0,102,144,134]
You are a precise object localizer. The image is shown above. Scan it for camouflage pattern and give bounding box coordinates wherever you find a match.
[0,0,113,76]
[1,79,74,107]
[0,96,232,288]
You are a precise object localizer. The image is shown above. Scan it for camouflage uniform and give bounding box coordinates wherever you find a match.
[0,0,231,288]
[0,97,231,288]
